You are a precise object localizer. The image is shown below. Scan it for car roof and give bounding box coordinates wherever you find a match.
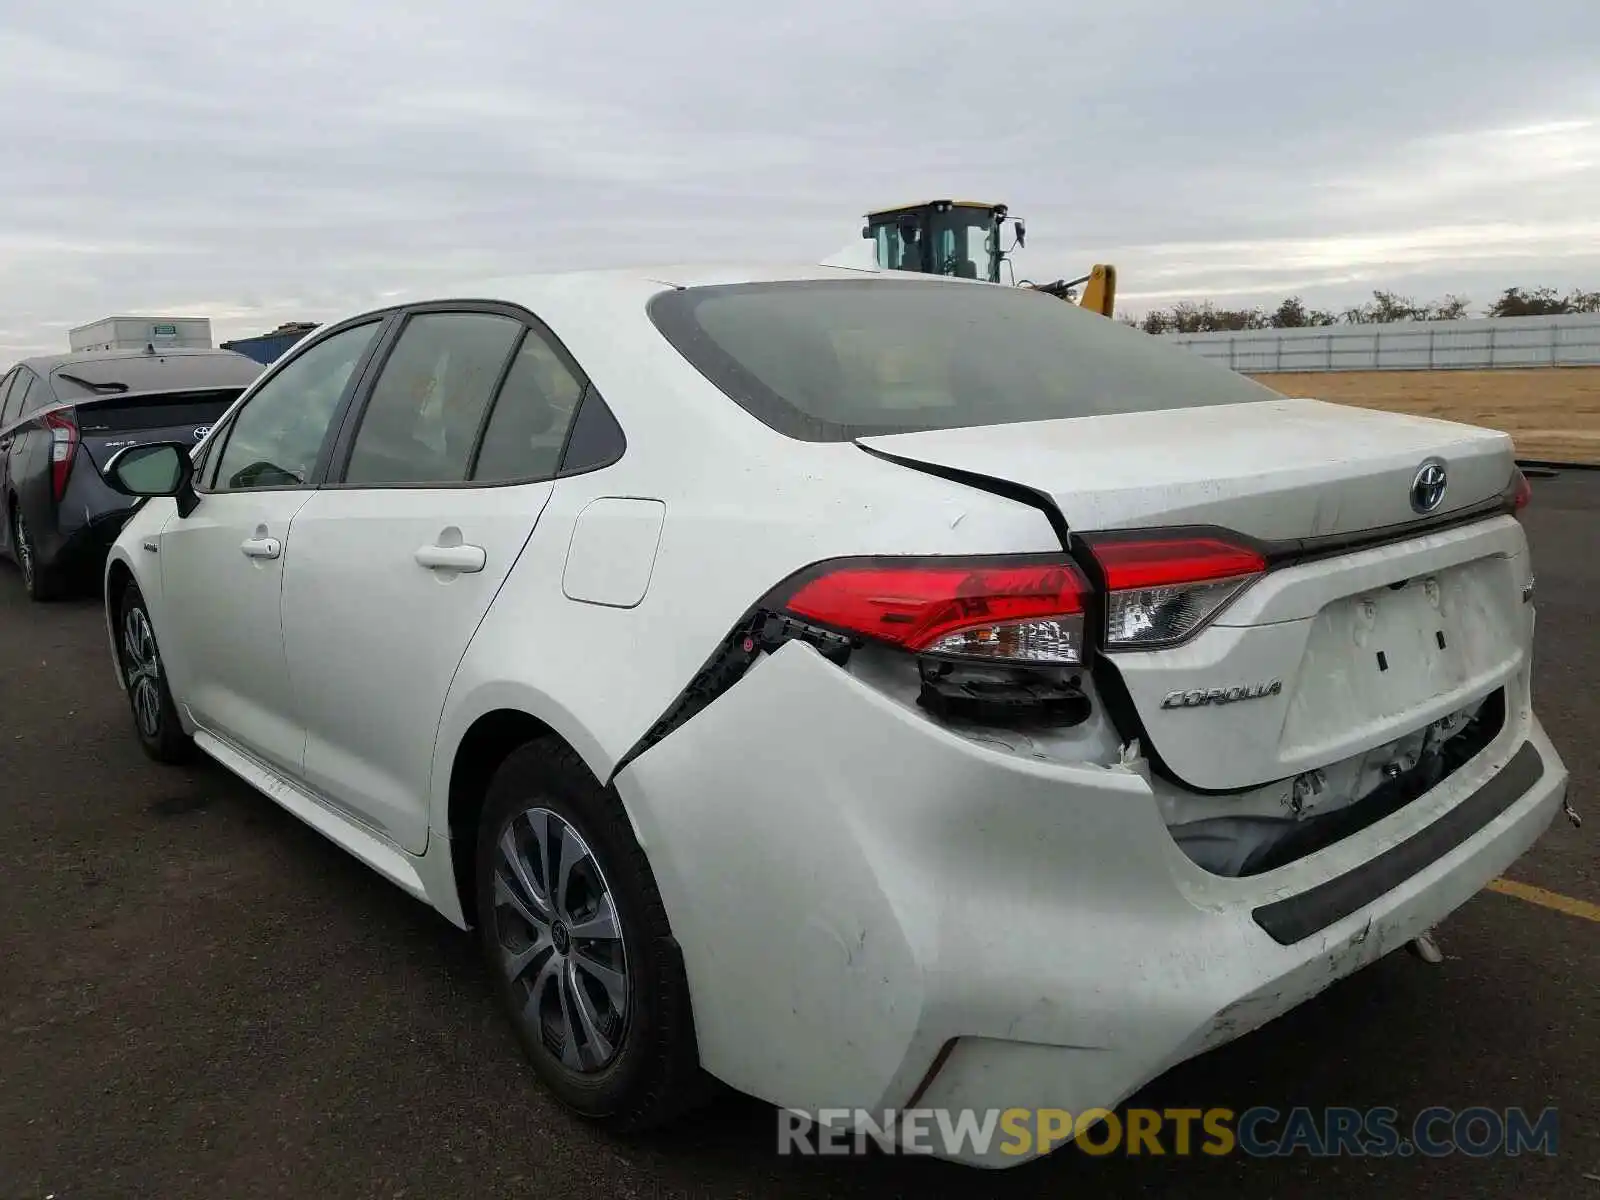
[363,259,970,321]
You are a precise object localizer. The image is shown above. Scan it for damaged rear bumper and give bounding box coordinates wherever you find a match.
[616,640,1568,1168]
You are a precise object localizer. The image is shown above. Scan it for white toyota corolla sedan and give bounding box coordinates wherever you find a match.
[101,264,1569,1167]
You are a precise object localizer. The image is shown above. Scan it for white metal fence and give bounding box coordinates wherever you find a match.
[1162,313,1600,373]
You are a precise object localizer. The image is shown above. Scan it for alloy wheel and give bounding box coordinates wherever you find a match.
[493,807,630,1073]
[13,511,34,590]
[122,605,163,738]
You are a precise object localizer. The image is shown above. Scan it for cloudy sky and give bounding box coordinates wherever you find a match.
[1,0,1598,358]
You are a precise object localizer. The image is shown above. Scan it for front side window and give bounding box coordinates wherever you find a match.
[344,312,522,486]
[212,321,380,491]
[649,279,1278,442]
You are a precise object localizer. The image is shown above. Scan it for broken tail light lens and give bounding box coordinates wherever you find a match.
[1509,467,1532,516]
[1086,536,1267,650]
[777,556,1090,665]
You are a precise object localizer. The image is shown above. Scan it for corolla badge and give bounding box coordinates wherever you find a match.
[1161,681,1283,709]
[192,425,212,442]
[1410,458,1448,514]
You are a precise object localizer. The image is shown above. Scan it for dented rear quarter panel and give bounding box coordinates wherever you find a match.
[616,635,1565,1161]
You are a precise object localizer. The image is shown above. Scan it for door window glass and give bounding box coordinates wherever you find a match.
[344,312,521,486]
[13,372,39,416]
[212,322,380,491]
[470,328,588,483]
[0,371,19,427]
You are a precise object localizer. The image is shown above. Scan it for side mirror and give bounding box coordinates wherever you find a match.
[106,441,196,510]
[1014,219,1027,248]
[861,224,873,239]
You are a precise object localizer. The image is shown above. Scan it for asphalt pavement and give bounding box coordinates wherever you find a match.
[0,476,1595,1200]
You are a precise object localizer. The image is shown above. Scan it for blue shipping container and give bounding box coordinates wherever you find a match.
[221,328,316,365]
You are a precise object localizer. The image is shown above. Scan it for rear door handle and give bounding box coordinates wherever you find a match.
[241,536,282,560]
[414,543,486,573]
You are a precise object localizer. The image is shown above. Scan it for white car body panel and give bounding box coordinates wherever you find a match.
[428,440,1062,810]
[1115,522,1532,791]
[157,488,315,775]
[619,639,1563,1167]
[562,497,668,608]
[280,483,554,853]
[857,397,1513,541]
[99,262,1570,1170]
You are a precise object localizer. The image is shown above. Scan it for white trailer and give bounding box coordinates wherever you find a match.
[68,315,213,352]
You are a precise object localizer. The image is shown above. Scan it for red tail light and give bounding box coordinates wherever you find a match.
[1085,535,1267,649]
[44,410,78,502]
[1510,467,1532,516]
[777,556,1090,664]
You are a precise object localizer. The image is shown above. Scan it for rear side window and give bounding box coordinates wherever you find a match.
[648,279,1278,441]
[344,312,522,486]
[469,327,587,483]
[556,389,626,475]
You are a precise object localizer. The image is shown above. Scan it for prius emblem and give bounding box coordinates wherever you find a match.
[1410,458,1448,514]
[192,425,212,443]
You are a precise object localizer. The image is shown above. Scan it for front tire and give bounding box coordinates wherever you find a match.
[118,580,192,763]
[475,740,706,1130]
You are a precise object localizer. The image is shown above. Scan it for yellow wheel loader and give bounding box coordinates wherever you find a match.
[860,199,1116,317]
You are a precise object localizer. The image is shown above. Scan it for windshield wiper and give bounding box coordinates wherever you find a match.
[56,372,130,394]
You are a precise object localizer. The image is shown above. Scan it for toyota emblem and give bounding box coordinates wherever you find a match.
[1410,458,1448,514]
[192,425,212,443]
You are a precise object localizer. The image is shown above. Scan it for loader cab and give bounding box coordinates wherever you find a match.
[862,200,1016,284]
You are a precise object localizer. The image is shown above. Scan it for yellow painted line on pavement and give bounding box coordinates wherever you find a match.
[1488,877,1600,923]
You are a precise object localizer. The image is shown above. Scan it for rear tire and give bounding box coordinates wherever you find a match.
[12,506,61,602]
[474,739,708,1130]
[118,580,192,764]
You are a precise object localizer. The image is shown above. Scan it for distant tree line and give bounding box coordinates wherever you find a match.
[1129,286,1600,334]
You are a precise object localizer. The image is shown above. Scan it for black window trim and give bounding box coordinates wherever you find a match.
[321,298,625,491]
[198,312,398,497]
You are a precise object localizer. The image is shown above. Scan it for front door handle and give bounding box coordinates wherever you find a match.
[241,536,282,560]
[414,543,486,573]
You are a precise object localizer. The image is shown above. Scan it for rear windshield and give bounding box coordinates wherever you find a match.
[648,279,1279,441]
[74,390,244,433]
[49,353,261,400]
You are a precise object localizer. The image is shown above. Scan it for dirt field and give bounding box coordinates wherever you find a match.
[1251,367,1600,465]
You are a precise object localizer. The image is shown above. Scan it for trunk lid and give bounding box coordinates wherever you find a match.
[72,389,242,473]
[856,398,1513,542]
[859,398,1528,791]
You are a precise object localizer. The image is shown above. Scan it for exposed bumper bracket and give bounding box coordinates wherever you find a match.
[1252,741,1545,946]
